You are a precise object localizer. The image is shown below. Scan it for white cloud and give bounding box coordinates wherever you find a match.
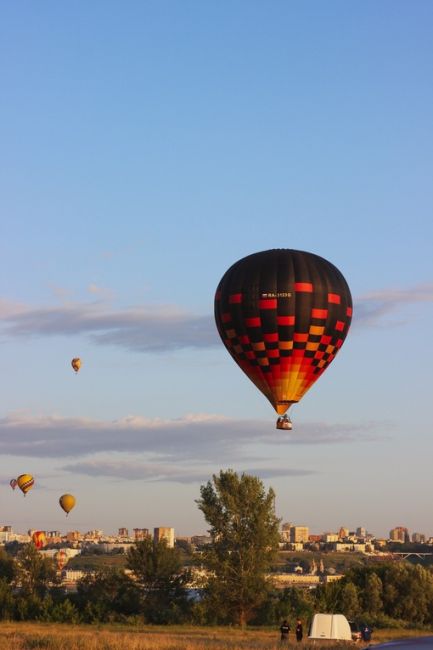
[59,459,314,483]
[0,412,386,462]
[1,282,431,352]
[354,283,433,327]
[0,301,216,351]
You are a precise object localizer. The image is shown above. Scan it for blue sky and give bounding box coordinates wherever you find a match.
[1,1,432,538]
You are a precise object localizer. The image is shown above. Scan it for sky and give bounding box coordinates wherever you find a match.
[1,1,432,539]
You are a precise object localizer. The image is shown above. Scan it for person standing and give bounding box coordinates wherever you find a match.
[361,624,372,642]
[296,619,303,642]
[280,620,290,642]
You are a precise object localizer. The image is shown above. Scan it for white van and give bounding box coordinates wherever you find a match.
[308,613,352,641]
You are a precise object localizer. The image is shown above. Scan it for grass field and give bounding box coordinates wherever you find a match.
[1,623,433,650]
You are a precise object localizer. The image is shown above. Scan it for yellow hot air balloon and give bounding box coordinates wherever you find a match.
[16,474,35,496]
[71,358,81,373]
[59,494,76,516]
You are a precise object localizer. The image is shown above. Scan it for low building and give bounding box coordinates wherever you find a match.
[328,542,367,553]
[99,542,132,553]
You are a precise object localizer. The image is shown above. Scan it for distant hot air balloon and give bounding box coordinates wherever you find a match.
[214,249,352,429]
[59,494,76,516]
[55,549,67,571]
[16,474,35,496]
[32,531,46,550]
[10,479,17,490]
[71,358,81,373]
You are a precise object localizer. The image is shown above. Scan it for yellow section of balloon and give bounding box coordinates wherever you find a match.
[71,357,81,372]
[59,493,76,515]
[16,474,35,496]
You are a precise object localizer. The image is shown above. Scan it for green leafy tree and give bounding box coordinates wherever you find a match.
[363,572,383,616]
[76,568,139,622]
[15,544,57,598]
[346,562,433,626]
[126,538,190,623]
[340,581,361,620]
[314,579,344,614]
[196,469,281,627]
[0,549,15,584]
[254,586,315,626]
[48,598,80,623]
[0,578,14,620]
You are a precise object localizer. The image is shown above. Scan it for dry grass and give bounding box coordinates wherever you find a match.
[0,623,431,650]
[0,623,349,650]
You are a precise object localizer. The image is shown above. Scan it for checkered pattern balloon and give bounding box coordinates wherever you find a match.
[214,249,352,415]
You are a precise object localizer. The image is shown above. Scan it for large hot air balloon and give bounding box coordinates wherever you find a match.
[16,474,35,496]
[59,494,76,516]
[71,358,81,373]
[32,531,47,550]
[214,249,352,428]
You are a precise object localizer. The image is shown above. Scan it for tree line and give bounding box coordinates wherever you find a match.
[0,470,432,628]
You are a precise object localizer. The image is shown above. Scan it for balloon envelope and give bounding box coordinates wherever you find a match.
[16,474,35,495]
[32,531,46,550]
[71,358,81,372]
[10,479,17,490]
[59,494,76,515]
[55,549,67,571]
[214,249,352,415]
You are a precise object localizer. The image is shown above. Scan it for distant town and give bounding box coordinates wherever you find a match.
[1,522,432,592]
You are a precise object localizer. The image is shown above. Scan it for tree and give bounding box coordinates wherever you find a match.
[363,572,383,616]
[0,548,15,584]
[340,581,361,620]
[75,568,139,622]
[126,538,190,623]
[15,544,57,598]
[196,469,281,627]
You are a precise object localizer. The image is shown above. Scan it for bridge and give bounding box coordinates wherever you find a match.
[390,552,433,560]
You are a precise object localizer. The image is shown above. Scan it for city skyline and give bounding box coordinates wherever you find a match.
[1,2,433,537]
[3,517,433,544]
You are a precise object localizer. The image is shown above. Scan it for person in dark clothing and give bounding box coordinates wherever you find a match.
[296,619,303,642]
[280,620,290,642]
[361,624,372,642]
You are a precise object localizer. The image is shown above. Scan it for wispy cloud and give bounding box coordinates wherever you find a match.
[354,283,433,327]
[1,282,431,352]
[0,412,386,464]
[59,459,313,483]
[0,301,217,352]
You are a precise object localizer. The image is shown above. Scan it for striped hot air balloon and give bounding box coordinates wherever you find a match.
[16,474,35,496]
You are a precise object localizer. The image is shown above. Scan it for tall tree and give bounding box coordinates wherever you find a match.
[15,544,57,598]
[363,572,383,616]
[340,582,360,620]
[196,469,280,627]
[126,538,189,623]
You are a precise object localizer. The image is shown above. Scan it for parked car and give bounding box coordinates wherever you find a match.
[366,638,433,649]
